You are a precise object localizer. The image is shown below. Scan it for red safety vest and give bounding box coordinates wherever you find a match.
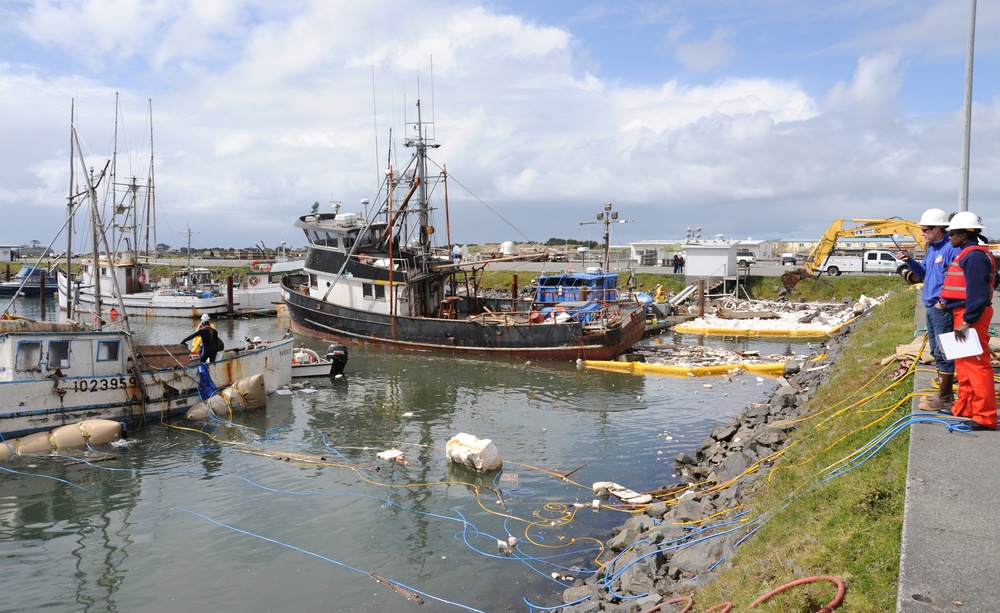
[939,245,996,301]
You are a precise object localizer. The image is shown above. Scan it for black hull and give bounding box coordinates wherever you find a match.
[0,286,57,298]
[282,282,644,361]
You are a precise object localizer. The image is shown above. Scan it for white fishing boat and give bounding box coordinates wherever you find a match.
[52,99,293,319]
[1,100,295,442]
[57,249,233,319]
[0,315,293,440]
[229,258,306,315]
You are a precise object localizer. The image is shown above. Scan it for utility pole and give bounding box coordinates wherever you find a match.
[959,0,977,212]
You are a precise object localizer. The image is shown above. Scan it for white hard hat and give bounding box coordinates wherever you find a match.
[918,208,950,226]
[253,336,261,343]
[200,313,211,322]
[946,211,984,232]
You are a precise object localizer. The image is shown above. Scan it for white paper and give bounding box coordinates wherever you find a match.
[939,331,983,359]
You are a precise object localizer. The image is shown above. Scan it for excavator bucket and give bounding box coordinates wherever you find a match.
[781,268,833,294]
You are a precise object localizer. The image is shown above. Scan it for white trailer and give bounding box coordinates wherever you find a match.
[818,250,906,276]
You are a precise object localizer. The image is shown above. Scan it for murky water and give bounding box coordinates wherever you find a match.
[1,299,809,612]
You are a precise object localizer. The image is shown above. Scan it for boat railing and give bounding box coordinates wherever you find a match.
[533,287,618,303]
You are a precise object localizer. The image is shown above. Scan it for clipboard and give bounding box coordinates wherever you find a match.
[939,331,983,359]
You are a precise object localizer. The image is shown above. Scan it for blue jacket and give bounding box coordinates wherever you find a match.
[940,240,995,325]
[907,235,960,307]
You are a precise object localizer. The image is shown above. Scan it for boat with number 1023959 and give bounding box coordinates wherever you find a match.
[280,100,644,361]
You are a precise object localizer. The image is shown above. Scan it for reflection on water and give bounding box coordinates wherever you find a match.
[1,299,793,611]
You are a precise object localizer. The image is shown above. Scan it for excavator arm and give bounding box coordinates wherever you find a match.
[785,218,926,292]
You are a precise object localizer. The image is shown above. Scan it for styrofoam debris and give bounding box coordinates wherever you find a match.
[445,433,503,472]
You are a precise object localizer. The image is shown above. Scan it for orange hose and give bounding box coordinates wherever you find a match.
[637,575,844,613]
[642,595,693,612]
[747,575,845,612]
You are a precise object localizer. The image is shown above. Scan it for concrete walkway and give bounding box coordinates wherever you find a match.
[896,296,1000,612]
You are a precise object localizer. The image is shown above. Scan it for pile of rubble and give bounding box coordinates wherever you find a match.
[630,344,807,370]
[677,295,884,334]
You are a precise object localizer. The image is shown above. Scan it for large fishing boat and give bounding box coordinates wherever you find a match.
[280,101,644,360]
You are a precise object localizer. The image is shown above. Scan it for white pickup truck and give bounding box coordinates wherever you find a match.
[736,249,756,268]
[816,249,907,276]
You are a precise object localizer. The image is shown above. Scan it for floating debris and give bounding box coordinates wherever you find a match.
[369,572,423,604]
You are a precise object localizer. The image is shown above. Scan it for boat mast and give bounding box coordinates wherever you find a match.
[71,126,104,327]
[415,99,431,272]
[66,101,76,317]
[185,225,197,286]
[580,202,632,271]
[146,99,157,260]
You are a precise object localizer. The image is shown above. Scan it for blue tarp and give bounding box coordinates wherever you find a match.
[198,362,218,400]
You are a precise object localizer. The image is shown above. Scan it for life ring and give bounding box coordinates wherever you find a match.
[248,276,259,286]
[137,271,147,284]
[249,259,260,270]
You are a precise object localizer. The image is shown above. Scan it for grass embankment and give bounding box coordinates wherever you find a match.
[474,267,908,302]
[693,288,917,611]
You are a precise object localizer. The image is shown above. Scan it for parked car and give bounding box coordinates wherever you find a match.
[781,253,797,266]
[736,249,756,268]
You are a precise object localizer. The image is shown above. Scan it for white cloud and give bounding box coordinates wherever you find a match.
[674,26,736,72]
[1,0,1000,251]
[824,52,903,116]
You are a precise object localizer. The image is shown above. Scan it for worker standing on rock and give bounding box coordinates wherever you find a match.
[897,208,960,411]
[938,211,997,430]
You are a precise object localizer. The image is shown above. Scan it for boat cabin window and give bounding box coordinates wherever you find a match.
[362,283,385,299]
[47,340,70,370]
[97,340,120,362]
[310,231,338,248]
[191,270,212,285]
[15,341,42,371]
[309,273,319,290]
[344,230,359,250]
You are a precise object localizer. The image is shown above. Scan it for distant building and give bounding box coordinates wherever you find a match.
[683,240,744,277]
[630,238,774,266]
[628,240,686,267]
[0,245,16,262]
[773,236,920,256]
[733,239,773,260]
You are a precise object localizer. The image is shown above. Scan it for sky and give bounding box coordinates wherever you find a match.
[2,0,1000,252]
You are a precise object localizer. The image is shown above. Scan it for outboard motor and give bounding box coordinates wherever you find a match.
[326,344,348,376]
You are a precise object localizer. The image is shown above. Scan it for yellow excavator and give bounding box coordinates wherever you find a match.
[782,218,926,293]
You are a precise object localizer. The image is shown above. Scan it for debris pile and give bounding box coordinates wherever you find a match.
[677,295,885,335]
[630,344,807,370]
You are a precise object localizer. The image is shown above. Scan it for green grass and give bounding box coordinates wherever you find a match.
[691,288,917,611]
[472,268,909,302]
[744,273,908,301]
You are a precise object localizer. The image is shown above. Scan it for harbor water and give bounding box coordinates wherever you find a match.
[0,298,813,612]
